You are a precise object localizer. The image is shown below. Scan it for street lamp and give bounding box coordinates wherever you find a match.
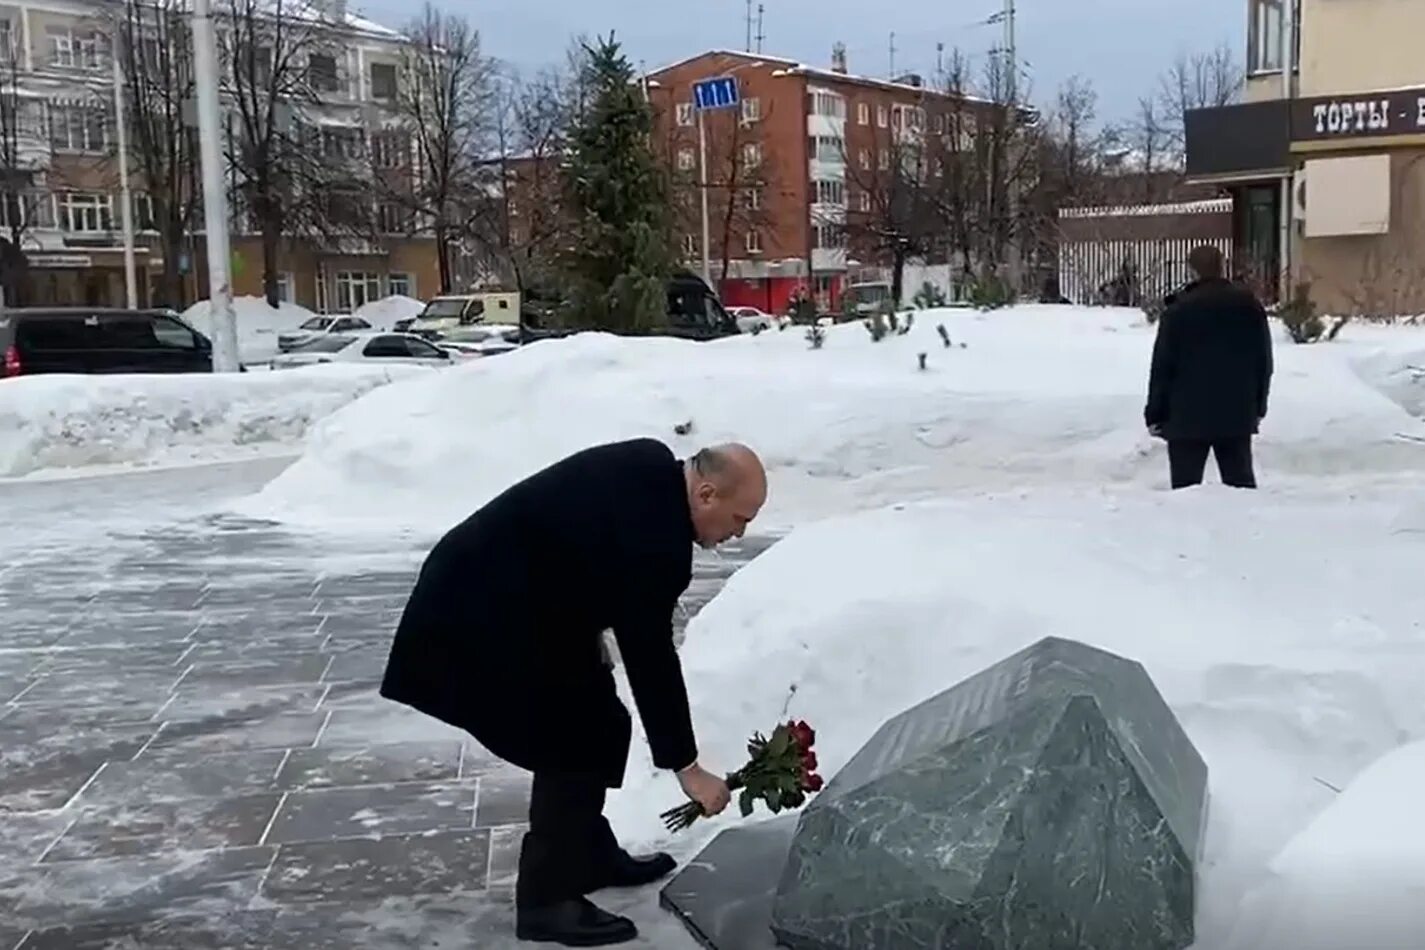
[191,0,239,372]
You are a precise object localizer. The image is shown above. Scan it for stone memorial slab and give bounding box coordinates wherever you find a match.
[770,636,1208,950]
[660,817,797,950]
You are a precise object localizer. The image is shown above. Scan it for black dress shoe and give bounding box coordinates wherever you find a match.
[599,850,676,889]
[515,898,638,947]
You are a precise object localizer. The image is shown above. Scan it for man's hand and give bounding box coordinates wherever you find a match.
[1148,423,1164,439]
[677,763,731,817]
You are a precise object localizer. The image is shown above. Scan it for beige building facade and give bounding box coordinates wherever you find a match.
[1187,0,1425,315]
[0,0,436,312]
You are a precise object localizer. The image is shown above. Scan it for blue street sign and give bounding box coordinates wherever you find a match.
[693,76,740,111]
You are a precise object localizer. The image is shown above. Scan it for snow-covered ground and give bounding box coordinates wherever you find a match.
[0,364,429,478]
[181,296,318,367]
[235,305,1425,947]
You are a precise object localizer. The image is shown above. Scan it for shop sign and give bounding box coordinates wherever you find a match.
[27,253,93,268]
[1293,87,1425,141]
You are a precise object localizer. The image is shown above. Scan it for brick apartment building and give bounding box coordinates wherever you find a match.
[0,0,436,312]
[646,48,1001,313]
[1185,0,1425,315]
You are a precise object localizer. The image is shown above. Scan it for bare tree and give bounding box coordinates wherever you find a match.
[1156,44,1243,153]
[221,0,341,306]
[0,51,43,305]
[116,0,200,308]
[391,4,494,294]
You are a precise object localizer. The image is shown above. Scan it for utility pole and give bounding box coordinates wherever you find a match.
[936,41,944,85]
[755,3,765,54]
[745,0,753,52]
[192,0,239,371]
[1003,0,1017,106]
[888,32,896,78]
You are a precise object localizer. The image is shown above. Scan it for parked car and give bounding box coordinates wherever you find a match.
[277,315,372,353]
[433,324,521,360]
[727,306,774,334]
[1,307,215,377]
[269,331,454,370]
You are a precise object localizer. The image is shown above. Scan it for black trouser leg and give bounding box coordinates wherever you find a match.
[1212,437,1257,489]
[1167,440,1211,490]
[516,772,608,908]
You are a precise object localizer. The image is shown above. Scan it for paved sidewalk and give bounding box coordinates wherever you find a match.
[0,468,772,950]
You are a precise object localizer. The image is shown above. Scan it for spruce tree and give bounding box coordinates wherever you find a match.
[561,34,674,332]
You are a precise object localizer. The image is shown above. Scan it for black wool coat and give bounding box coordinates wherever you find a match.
[380,438,698,789]
[1145,278,1275,441]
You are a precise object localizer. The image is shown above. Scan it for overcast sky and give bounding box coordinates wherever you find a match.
[357,0,1245,124]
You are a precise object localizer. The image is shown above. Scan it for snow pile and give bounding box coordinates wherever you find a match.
[248,306,1425,533]
[602,488,1425,947]
[0,365,429,478]
[181,297,317,366]
[1223,740,1425,950]
[354,294,425,329]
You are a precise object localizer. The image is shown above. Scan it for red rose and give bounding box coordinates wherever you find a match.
[802,751,818,772]
[806,772,825,792]
[790,720,816,750]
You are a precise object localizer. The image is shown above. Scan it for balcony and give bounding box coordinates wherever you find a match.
[1184,99,1291,181]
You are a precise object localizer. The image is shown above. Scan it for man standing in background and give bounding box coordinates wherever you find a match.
[1145,245,1275,490]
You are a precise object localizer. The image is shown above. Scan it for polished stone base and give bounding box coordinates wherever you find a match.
[769,636,1208,950]
[660,817,796,950]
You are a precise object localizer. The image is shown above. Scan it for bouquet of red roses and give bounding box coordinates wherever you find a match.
[661,719,823,832]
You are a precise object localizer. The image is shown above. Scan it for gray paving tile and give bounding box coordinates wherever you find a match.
[320,647,390,683]
[15,670,183,707]
[485,824,526,890]
[179,656,332,689]
[276,741,462,790]
[0,701,167,730]
[473,772,532,828]
[11,847,276,930]
[191,613,325,639]
[145,712,329,755]
[0,722,159,812]
[78,751,286,805]
[265,781,477,844]
[316,702,463,747]
[264,829,490,903]
[14,914,275,950]
[45,793,283,861]
[41,644,191,673]
[163,684,328,722]
[0,930,27,950]
[262,895,505,949]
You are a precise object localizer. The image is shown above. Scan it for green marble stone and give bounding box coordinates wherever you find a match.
[770,636,1208,950]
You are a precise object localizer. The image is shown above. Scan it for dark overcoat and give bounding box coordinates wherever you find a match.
[1145,277,1275,441]
[380,438,698,788]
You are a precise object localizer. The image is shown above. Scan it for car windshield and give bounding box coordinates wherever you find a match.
[298,317,333,331]
[420,299,467,318]
[291,334,354,353]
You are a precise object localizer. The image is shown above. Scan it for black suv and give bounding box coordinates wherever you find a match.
[1,308,215,377]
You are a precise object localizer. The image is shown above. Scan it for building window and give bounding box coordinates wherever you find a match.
[741,97,761,123]
[878,149,890,171]
[322,127,364,160]
[0,21,13,64]
[309,53,339,93]
[370,61,397,100]
[49,102,108,153]
[676,102,693,126]
[677,147,695,171]
[57,192,113,233]
[892,107,903,130]
[809,91,844,119]
[132,193,155,231]
[857,101,869,125]
[387,272,412,297]
[1249,0,1284,73]
[858,190,871,213]
[371,130,408,168]
[814,179,844,206]
[47,27,102,70]
[743,142,762,167]
[377,202,412,234]
[933,113,945,135]
[682,234,696,257]
[335,271,382,312]
[813,223,844,249]
[858,148,870,170]
[876,104,888,128]
[808,136,843,163]
[275,272,293,303]
[744,187,762,211]
[745,230,762,254]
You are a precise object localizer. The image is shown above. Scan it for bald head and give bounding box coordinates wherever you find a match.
[686,443,767,548]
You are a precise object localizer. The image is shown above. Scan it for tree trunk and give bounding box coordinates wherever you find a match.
[160,225,185,309]
[262,222,279,308]
[891,247,907,309]
[434,223,453,293]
